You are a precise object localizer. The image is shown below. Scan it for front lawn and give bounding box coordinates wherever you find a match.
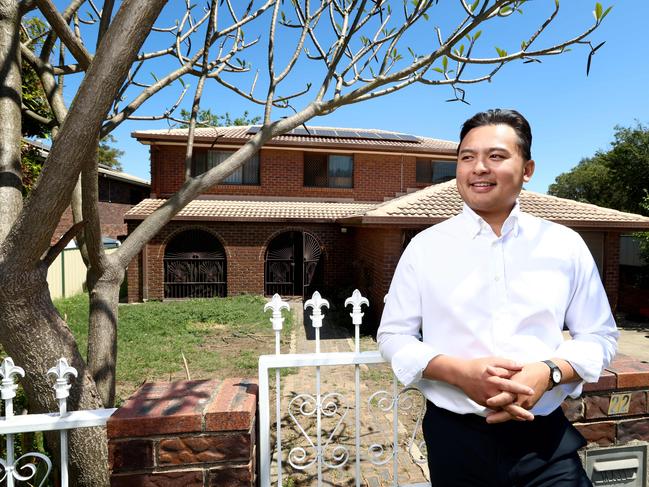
[55,294,293,403]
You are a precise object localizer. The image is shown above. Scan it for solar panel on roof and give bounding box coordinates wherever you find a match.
[356,131,382,140]
[289,127,310,136]
[377,132,420,143]
[332,128,357,138]
[397,133,419,142]
[247,124,421,143]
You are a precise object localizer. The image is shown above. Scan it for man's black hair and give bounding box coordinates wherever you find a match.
[459,109,532,161]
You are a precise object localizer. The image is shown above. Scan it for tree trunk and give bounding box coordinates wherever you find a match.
[86,262,124,407]
[0,0,23,243]
[0,266,109,486]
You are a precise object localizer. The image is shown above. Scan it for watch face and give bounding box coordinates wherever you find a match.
[552,369,562,383]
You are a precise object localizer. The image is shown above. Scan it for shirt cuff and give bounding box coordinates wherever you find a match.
[553,339,606,384]
[390,341,438,386]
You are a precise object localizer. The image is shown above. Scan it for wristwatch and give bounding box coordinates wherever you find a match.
[542,360,562,390]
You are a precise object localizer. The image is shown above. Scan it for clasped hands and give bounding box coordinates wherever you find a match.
[456,357,552,424]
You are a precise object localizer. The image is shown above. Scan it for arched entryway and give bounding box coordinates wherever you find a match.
[265,231,323,297]
[164,229,227,298]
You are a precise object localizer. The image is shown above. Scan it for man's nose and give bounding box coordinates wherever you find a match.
[472,156,489,174]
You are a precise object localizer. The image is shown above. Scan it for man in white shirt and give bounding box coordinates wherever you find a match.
[378,109,618,486]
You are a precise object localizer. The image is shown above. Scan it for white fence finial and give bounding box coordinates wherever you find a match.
[47,358,78,401]
[264,294,290,332]
[0,357,25,401]
[345,289,369,326]
[304,291,329,329]
[345,290,370,353]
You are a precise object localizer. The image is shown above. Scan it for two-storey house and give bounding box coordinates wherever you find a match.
[125,126,649,324]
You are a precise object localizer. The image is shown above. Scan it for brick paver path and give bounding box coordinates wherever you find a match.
[268,298,430,487]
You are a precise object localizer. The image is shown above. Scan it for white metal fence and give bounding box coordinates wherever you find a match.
[259,290,430,487]
[0,357,116,487]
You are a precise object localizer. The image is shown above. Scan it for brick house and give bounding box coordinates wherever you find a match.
[126,126,649,324]
[23,139,150,245]
[51,163,151,245]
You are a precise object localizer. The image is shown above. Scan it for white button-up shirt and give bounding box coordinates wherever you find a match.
[378,202,618,416]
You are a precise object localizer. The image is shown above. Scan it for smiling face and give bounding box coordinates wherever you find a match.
[456,123,535,233]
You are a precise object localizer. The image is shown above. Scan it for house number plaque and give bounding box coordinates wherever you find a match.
[608,393,632,415]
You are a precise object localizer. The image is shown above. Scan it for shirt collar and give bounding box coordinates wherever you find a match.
[461,200,521,239]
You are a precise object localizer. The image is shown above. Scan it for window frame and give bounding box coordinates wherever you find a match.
[192,149,260,185]
[303,152,354,189]
[415,159,457,184]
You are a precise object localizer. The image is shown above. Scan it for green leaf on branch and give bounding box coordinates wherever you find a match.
[601,5,613,21]
[473,30,482,41]
[442,55,448,71]
[495,47,507,57]
[433,67,444,73]
[470,0,479,13]
[594,2,603,20]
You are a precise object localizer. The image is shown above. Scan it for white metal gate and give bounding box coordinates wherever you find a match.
[259,291,430,487]
[0,357,116,487]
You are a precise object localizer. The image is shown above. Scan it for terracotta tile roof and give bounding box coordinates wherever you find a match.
[345,180,649,229]
[126,183,649,230]
[131,125,458,155]
[125,198,376,222]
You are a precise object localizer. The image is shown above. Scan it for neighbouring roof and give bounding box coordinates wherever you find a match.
[98,164,150,187]
[131,125,458,156]
[340,180,649,230]
[125,198,376,222]
[23,139,150,187]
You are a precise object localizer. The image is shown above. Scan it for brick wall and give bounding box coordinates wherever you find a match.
[604,231,621,311]
[107,378,258,487]
[128,221,355,301]
[352,227,403,328]
[564,353,649,448]
[152,145,436,201]
[51,202,134,244]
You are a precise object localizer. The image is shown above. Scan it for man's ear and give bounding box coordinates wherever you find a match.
[523,159,535,182]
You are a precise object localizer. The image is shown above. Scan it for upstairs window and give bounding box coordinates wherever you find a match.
[193,150,260,185]
[416,159,456,184]
[304,153,353,188]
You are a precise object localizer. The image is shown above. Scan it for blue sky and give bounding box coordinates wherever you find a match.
[98,1,648,194]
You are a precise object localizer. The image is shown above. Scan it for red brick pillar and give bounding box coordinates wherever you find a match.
[107,378,258,486]
[562,354,649,447]
[126,251,142,303]
[603,231,621,311]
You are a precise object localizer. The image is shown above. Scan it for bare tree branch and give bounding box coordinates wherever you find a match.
[36,0,93,69]
[42,220,85,266]
[97,0,116,47]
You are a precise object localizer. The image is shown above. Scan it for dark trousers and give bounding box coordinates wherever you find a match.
[422,401,592,487]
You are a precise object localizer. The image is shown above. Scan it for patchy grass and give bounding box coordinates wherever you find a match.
[54,294,293,403]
